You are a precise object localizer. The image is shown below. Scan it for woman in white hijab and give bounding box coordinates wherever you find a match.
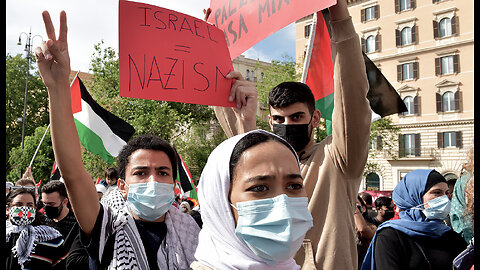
[191,130,314,270]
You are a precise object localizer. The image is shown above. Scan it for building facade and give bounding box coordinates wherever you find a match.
[296,0,474,191]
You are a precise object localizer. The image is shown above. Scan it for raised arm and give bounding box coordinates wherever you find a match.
[328,0,371,177]
[35,11,99,237]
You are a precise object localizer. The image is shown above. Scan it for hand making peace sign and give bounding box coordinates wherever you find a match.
[35,11,71,91]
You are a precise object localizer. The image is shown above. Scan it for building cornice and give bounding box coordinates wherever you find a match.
[394,118,474,129]
[370,39,473,62]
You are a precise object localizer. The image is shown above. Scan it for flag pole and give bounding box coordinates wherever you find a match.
[29,123,50,167]
[300,12,318,83]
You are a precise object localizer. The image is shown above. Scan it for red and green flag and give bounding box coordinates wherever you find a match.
[70,74,135,164]
[173,147,198,201]
[301,10,334,135]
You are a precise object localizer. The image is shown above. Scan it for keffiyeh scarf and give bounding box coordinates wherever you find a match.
[6,222,62,268]
[101,203,200,269]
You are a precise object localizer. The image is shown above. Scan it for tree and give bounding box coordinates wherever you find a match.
[363,117,401,178]
[6,53,49,176]
[7,125,53,184]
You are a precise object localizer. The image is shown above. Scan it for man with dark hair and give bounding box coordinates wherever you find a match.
[35,9,201,268]
[212,0,371,268]
[41,180,77,237]
[372,196,395,227]
[359,192,376,221]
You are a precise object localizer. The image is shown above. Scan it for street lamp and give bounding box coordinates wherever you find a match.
[17,29,43,151]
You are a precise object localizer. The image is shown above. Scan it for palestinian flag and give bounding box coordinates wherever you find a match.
[301,9,334,135]
[50,160,61,180]
[70,75,135,164]
[302,10,407,134]
[173,146,198,201]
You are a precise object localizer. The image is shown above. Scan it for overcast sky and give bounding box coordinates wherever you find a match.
[6,0,296,73]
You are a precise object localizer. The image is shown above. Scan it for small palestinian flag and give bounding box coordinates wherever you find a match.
[70,75,135,164]
[173,146,198,201]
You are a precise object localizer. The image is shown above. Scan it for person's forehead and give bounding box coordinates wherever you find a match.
[42,191,62,201]
[125,149,173,175]
[270,102,311,116]
[12,193,35,204]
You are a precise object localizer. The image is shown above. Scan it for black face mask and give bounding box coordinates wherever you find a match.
[44,204,63,219]
[273,117,315,152]
[382,209,395,220]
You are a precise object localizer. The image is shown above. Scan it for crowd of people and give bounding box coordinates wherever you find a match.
[5,0,474,269]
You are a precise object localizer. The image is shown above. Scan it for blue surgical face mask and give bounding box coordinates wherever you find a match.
[412,195,451,220]
[231,194,313,265]
[124,181,174,222]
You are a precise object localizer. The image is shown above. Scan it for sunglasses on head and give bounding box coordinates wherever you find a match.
[11,186,36,191]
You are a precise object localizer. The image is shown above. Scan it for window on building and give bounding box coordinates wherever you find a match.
[401,27,412,45]
[366,173,380,191]
[399,133,420,157]
[400,0,411,11]
[366,35,375,53]
[361,5,379,22]
[435,54,459,75]
[436,90,461,113]
[246,69,250,80]
[397,62,418,81]
[305,24,312,38]
[403,96,414,115]
[434,16,458,39]
[438,131,463,148]
[362,34,381,53]
[395,0,415,13]
[396,25,417,47]
[442,91,455,112]
[369,136,383,150]
[439,17,452,37]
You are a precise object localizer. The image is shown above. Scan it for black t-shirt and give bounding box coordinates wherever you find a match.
[81,205,168,269]
[374,227,467,270]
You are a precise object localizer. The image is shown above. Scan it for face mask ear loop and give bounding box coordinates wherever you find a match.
[230,203,238,210]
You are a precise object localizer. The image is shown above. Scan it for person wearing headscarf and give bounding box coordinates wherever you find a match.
[6,187,67,270]
[191,130,314,270]
[361,169,467,270]
[180,201,192,213]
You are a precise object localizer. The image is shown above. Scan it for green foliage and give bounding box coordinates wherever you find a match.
[6,53,49,177]
[174,124,227,182]
[256,54,301,106]
[7,125,53,184]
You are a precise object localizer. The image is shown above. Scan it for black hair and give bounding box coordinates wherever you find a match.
[117,134,177,180]
[7,187,48,226]
[374,196,393,209]
[229,131,297,182]
[105,167,120,180]
[359,192,373,207]
[41,180,68,199]
[268,82,316,114]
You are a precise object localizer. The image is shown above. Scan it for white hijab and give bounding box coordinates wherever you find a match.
[194,130,301,270]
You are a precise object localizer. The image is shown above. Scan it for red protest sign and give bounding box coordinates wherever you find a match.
[208,0,336,59]
[119,0,235,107]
